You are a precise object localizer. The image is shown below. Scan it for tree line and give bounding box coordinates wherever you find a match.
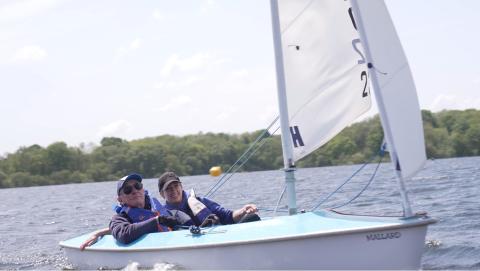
[1,109,479,188]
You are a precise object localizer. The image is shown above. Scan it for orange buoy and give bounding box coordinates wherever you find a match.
[209,166,222,177]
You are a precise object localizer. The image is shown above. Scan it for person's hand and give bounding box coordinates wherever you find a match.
[79,233,100,250]
[233,204,258,223]
[80,228,110,250]
[157,215,179,228]
[200,214,220,227]
[241,204,258,215]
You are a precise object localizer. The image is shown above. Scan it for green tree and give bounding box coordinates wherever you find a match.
[0,171,9,188]
[2,109,480,188]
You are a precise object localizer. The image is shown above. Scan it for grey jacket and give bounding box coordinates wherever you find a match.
[109,212,159,244]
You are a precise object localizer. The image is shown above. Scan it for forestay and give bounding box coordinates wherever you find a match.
[277,0,372,162]
[351,0,426,179]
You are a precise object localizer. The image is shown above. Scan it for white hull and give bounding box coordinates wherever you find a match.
[61,211,434,269]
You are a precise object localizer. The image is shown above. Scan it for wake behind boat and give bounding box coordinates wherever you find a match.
[60,0,436,269]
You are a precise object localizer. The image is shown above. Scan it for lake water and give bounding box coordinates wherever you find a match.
[0,156,479,270]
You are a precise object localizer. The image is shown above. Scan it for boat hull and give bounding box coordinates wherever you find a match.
[60,211,435,269]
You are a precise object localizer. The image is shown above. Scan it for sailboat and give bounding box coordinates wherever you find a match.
[59,0,436,269]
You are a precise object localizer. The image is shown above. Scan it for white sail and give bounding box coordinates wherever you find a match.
[351,0,426,179]
[277,0,372,162]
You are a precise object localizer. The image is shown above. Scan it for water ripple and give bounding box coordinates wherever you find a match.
[0,156,479,270]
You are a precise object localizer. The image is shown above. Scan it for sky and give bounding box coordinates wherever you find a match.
[0,0,479,155]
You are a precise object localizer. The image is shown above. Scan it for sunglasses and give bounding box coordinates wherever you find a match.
[122,182,143,195]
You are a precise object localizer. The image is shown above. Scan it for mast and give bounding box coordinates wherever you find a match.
[350,0,413,217]
[270,0,297,215]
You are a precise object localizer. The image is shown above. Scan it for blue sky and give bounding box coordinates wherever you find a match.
[0,0,479,155]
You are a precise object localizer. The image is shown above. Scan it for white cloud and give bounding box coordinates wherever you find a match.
[11,45,47,62]
[130,39,141,50]
[113,38,142,63]
[429,94,480,111]
[152,8,164,20]
[153,76,201,90]
[153,95,193,112]
[259,105,279,123]
[96,120,133,138]
[231,69,249,78]
[200,0,216,13]
[160,53,214,77]
[0,0,60,22]
[216,106,238,121]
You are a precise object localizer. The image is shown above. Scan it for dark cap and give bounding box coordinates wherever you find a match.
[158,171,181,192]
[117,173,142,195]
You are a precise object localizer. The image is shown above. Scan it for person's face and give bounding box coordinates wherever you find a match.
[161,181,183,204]
[117,180,145,208]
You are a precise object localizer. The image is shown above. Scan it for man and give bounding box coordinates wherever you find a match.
[109,173,179,244]
[80,173,179,249]
[80,171,258,249]
[158,171,259,226]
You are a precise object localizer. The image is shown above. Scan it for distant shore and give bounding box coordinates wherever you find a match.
[1,109,479,188]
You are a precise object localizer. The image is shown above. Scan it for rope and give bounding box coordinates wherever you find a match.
[311,143,386,211]
[273,183,287,217]
[330,154,384,209]
[257,207,288,213]
[205,117,280,198]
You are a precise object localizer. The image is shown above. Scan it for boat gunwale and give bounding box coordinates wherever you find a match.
[59,214,436,252]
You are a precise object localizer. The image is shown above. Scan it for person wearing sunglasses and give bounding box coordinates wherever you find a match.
[80,173,196,249]
[158,171,260,227]
[109,173,185,244]
[80,173,181,247]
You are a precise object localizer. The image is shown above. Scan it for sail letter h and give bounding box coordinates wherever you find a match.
[290,126,305,148]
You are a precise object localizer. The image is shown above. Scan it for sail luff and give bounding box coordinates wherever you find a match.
[270,0,297,215]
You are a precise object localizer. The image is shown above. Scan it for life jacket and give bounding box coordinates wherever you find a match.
[166,189,214,226]
[114,190,171,232]
[187,189,215,225]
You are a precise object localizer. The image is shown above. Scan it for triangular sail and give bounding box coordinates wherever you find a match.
[277,0,372,162]
[351,0,426,179]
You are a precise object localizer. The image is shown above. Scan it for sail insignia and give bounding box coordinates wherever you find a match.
[289,126,305,147]
[278,0,372,162]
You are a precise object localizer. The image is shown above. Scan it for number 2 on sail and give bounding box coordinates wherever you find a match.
[361,71,368,97]
[348,7,369,98]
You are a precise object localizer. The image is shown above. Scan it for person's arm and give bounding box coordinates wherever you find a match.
[109,214,159,244]
[200,198,257,224]
[199,197,234,224]
[232,204,258,223]
[79,227,110,251]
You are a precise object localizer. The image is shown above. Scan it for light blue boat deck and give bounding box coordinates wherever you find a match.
[60,210,431,251]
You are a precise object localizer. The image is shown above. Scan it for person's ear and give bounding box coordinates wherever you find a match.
[117,196,123,204]
[159,190,165,198]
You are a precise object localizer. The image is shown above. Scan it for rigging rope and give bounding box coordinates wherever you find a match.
[203,115,389,214]
[205,117,280,198]
[311,143,386,211]
[330,154,384,209]
[273,183,287,217]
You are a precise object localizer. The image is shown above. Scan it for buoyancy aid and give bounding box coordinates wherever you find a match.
[114,190,171,232]
[165,189,216,226]
[187,189,216,225]
[168,209,194,226]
